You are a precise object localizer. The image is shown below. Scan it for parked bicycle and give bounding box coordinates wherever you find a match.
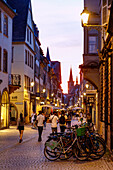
[44,123,106,161]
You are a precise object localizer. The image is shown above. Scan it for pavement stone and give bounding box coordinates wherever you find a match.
[0,120,113,170]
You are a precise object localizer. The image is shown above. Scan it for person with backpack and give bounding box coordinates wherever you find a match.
[17,113,25,143]
[59,111,67,133]
[49,111,59,133]
[66,111,71,128]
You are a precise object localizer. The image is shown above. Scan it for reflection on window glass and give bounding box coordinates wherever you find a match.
[89,36,97,54]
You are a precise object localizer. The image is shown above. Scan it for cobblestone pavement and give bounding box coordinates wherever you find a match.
[0,120,113,170]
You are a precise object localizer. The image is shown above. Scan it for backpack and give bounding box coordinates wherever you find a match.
[34,114,36,121]
[59,116,65,124]
[67,114,71,121]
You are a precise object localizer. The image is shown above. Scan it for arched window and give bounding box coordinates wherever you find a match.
[3,49,8,73]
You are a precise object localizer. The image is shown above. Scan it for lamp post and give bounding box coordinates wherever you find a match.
[81,7,107,32]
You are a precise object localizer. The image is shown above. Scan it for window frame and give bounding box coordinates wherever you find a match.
[0,10,1,32]
[25,50,27,65]
[12,47,14,63]
[27,28,29,42]
[3,49,8,73]
[3,14,8,36]
[88,35,98,54]
[30,31,31,44]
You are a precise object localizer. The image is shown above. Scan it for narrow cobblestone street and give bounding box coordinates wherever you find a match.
[0,121,113,170]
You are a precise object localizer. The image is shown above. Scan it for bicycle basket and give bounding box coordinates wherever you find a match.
[76,127,86,136]
[45,140,58,150]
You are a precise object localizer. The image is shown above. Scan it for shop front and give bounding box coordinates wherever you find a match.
[0,89,9,129]
[10,103,18,125]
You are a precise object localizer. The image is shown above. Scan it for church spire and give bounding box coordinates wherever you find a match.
[69,67,73,82]
[68,67,74,94]
[46,47,51,62]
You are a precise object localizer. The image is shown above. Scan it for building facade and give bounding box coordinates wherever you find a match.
[99,0,113,152]
[7,0,35,123]
[0,0,17,129]
[80,0,101,130]
[81,0,113,152]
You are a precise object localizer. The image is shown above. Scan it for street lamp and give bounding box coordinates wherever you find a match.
[30,81,34,87]
[81,7,89,26]
[85,84,89,89]
[81,7,107,31]
[43,88,46,93]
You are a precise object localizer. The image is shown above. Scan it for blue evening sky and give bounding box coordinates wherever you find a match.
[31,0,83,93]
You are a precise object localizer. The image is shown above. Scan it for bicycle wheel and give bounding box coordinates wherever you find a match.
[44,138,60,161]
[73,142,90,161]
[59,148,72,160]
[90,137,106,160]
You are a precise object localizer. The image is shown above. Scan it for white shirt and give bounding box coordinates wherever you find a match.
[49,115,58,128]
[37,114,45,127]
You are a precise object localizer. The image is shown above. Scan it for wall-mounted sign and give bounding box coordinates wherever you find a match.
[12,96,17,100]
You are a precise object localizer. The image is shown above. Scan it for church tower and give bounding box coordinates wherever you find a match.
[68,67,74,94]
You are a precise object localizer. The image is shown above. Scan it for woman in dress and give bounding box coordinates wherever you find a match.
[17,113,24,143]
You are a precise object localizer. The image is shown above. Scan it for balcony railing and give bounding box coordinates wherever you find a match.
[9,74,21,86]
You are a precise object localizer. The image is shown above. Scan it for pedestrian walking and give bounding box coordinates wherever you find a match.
[37,111,45,142]
[59,111,67,133]
[86,112,92,125]
[17,113,24,143]
[31,111,35,128]
[66,112,71,128]
[43,113,47,129]
[49,111,58,133]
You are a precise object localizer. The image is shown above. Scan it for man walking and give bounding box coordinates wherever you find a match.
[59,111,67,133]
[37,111,45,142]
[49,111,58,133]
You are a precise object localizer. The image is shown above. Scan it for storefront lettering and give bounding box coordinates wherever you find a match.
[12,96,17,99]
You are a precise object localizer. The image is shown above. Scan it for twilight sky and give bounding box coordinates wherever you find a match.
[31,0,83,93]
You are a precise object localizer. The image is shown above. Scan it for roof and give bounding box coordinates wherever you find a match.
[51,61,61,83]
[0,0,16,17]
[7,0,30,42]
[69,67,74,82]
[46,47,51,61]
